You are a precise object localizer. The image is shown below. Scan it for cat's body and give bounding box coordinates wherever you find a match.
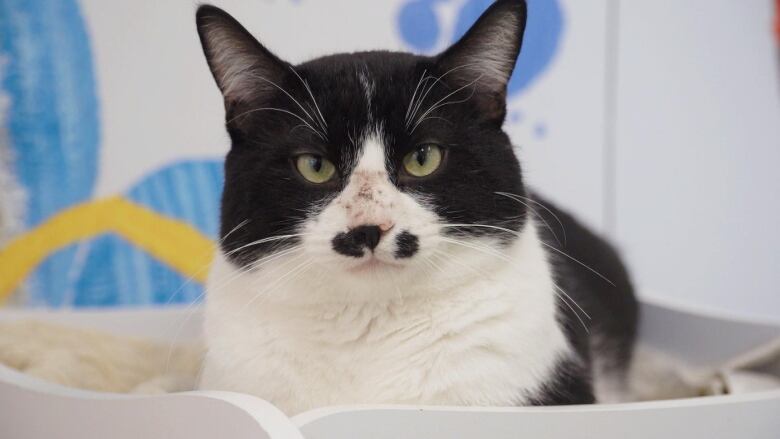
[196,0,637,415]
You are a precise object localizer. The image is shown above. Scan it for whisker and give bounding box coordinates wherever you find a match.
[440,223,518,240]
[421,256,439,274]
[556,287,590,334]
[494,192,562,246]
[241,257,313,311]
[405,69,428,125]
[553,284,591,320]
[288,66,328,132]
[441,223,615,286]
[225,233,308,258]
[227,107,325,141]
[406,75,436,129]
[431,248,490,279]
[406,63,478,129]
[164,245,304,375]
[540,241,615,286]
[160,219,251,307]
[247,72,321,134]
[411,115,455,131]
[425,253,446,273]
[439,236,513,263]
[428,244,593,334]
[410,74,482,134]
[495,191,568,246]
[247,246,306,271]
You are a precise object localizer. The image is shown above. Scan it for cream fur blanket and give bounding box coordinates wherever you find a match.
[0,320,202,394]
[1,319,778,401]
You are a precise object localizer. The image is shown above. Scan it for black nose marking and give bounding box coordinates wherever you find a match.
[357,225,382,250]
[394,230,419,259]
[332,225,383,257]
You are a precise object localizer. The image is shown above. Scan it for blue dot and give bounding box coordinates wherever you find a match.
[533,122,547,139]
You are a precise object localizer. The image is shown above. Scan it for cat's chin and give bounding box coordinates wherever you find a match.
[345,256,406,274]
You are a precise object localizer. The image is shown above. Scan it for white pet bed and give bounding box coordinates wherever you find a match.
[1,296,778,439]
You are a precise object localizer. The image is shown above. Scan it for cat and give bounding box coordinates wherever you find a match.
[195,0,638,415]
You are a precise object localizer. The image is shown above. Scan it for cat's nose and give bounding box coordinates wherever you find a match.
[353,225,382,251]
[332,224,393,257]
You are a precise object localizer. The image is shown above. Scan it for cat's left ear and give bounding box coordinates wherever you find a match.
[196,5,289,110]
[435,0,527,120]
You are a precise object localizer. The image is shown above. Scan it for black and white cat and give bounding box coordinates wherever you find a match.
[195,0,638,415]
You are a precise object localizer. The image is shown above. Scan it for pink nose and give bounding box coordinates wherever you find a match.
[347,214,394,233]
[378,222,395,233]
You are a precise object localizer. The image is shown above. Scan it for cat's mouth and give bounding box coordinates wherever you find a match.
[346,256,405,274]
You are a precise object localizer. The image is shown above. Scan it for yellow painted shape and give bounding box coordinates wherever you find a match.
[0,196,215,304]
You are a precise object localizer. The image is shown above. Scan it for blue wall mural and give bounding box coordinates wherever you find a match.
[0,0,224,307]
[1,0,101,306]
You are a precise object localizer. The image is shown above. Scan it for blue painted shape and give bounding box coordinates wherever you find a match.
[69,234,205,307]
[398,0,564,97]
[398,0,442,52]
[126,159,224,239]
[0,0,100,226]
[25,233,203,307]
[0,0,101,306]
[25,159,224,307]
[75,159,223,307]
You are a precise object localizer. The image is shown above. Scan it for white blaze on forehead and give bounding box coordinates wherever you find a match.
[357,68,374,122]
[354,134,387,173]
[338,133,395,230]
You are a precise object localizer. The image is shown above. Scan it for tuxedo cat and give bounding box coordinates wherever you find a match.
[195,0,638,415]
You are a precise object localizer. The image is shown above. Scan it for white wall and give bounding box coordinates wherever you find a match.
[614,0,780,321]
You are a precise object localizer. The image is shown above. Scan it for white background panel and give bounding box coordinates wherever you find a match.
[614,0,780,321]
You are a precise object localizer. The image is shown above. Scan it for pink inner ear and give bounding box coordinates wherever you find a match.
[197,5,290,107]
[434,0,526,96]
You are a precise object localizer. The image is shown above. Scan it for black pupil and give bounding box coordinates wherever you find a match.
[415,147,429,166]
[310,156,322,172]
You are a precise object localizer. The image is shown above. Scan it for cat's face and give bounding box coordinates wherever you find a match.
[197,0,529,293]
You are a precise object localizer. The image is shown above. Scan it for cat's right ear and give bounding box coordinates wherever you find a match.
[196,5,288,109]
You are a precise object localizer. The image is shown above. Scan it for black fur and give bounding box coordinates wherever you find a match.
[527,358,595,406]
[196,0,637,405]
[529,193,638,404]
[332,225,382,257]
[394,231,420,259]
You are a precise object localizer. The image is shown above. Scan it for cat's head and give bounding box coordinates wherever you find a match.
[197,0,531,299]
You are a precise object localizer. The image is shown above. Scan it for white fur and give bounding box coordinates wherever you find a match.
[358,68,375,122]
[200,134,574,415]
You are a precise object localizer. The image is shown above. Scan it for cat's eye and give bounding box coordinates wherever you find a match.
[403,144,443,178]
[296,154,336,184]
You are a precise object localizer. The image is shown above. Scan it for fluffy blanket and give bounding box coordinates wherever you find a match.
[0,320,778,401]
[0,320,202,394]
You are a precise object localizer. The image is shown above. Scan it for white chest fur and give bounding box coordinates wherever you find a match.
[199,222,572,415]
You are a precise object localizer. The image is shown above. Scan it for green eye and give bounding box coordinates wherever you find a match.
[296,154,336,183]
[403,144,443,177]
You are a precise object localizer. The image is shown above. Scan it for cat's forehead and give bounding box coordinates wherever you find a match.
[298,51,426,83]
[290,52,433,159]
[296,52,430,111]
